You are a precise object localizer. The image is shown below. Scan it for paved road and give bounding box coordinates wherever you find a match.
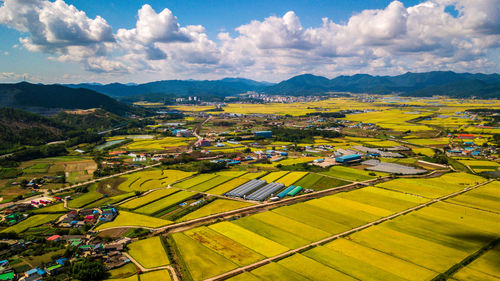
[203,179,494,281]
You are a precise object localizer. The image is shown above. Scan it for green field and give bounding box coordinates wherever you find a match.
[260,171,289,182]
[178,199,253,221]
[134,191,194,215]
[292,173,323,188]
[119,188,178,209]
[307,175,350,191]
[188,175,233,192]
[95,211,171,230]
[67,184,103,208]
[1,214,61,233]
[139,270,172,281]
[108,263,137,279]
[320,166,385,181]
[376,172,486,198]
[206,178,249,195]
[127,237,169,268]
[173,174,218,189]
[32,203,67,213]
[86,192,135,208]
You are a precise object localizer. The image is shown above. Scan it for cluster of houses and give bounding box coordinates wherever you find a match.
[58,207,117,229]
[18,258,68,281]
[447,134,497,158]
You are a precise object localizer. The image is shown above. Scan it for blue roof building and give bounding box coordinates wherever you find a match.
[335,154,362,164]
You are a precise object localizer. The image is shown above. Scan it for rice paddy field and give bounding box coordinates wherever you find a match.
[67,184,103,208]
[107,263,137,279]
[170,186,429,280]
[140,270,172,281]
[375,172,486,198]
[456,159,500,173]
[404,137,450,146]
[260,171,289,182]
[320,166,386,182]
[134,190,194,215]
[206,178,250,195]
[95,211,172,230]
[451,243,500,281]
[118,169,195,192]
[177,199,254,222]
[228,184,500,281]
[122,137,195,151]
[255,157,317,168]
[127,236,170,268]
[343,109,433,132]
[293,173,350,191]
[1,214,61,233]
[119,188,179,210]
[446,181,500,213]
[412,147,435,156]
[274,171,308,186]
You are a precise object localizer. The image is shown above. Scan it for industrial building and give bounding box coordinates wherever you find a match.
[335,154,362,164]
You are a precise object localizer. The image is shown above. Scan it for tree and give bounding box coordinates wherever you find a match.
[71,258,108,281]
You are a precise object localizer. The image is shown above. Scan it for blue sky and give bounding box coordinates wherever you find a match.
[0,0,499,83]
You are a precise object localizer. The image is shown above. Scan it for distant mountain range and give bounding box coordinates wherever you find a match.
[65,71,500,99]
[65,77,273,98]
[0,82,150,116]
[265,71,500,98]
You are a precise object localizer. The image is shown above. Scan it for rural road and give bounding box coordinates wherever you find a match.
[203,179,494,281]
[123,252,180,281]
[96,176,391,234]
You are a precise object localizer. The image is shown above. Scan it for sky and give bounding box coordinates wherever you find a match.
[0,0,499,84]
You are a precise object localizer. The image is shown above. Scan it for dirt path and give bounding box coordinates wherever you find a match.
[203,179,494,281]
[123,252,180,281]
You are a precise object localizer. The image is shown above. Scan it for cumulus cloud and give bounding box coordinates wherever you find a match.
[1,0,500,81]
[0,0,113,49]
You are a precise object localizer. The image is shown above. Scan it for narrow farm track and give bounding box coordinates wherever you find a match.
[96,176,393,233]
[202,179,494,281]
[122,252,180,281]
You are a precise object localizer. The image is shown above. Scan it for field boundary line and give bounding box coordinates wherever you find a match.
[202,179,494,281]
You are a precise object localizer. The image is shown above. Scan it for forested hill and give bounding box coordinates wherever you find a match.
[0,107,67,151]
[0,107,128,153]
[0,82,150,116]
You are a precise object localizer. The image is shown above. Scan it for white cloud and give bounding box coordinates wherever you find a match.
[0,0,114,68]
[0,0,500,82]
